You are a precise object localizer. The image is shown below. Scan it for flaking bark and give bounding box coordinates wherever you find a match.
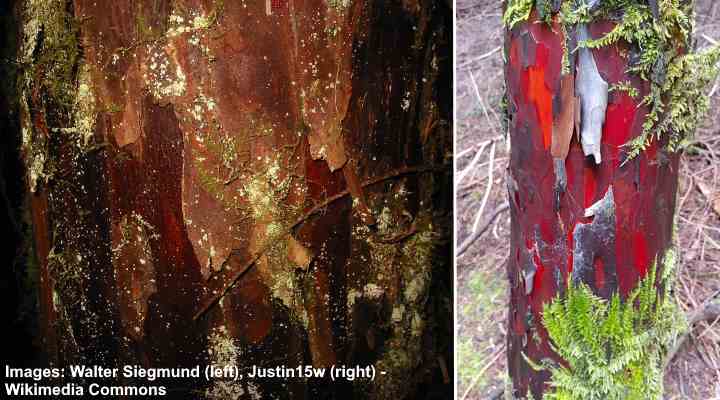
[14,0,453,398]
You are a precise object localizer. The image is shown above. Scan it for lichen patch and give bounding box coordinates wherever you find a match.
[143,42,187,101]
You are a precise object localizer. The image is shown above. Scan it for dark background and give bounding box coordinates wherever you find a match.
[1,0,41,368]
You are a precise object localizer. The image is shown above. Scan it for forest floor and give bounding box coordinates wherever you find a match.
[455,1,720,399]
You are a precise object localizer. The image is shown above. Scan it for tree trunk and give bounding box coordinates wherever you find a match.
[504,1,717,398]
[13,0,452,398]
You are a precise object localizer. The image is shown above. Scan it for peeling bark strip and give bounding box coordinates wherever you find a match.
[575,24,608,165]
[18,0,451,398]
[572,186,618,298]
[504,3,687,398]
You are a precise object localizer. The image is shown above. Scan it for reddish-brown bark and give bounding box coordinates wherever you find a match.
[19,0,452,398]
[505,12,680,398]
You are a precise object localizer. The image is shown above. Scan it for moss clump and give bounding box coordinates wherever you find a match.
[628,46,720,158]
[536,253,685,400]
[609,81,639,99]
[21,0,81,109]
[327,0,350,10]
[503,0,534,29]
[51,64,97,150]
[19,0,82,191]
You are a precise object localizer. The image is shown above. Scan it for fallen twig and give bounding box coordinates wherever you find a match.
[696,179,720,217]
[485,387,505,400]
[458,45,502,69]
[460,346,505,400]
[457,142,489,184]
[471,141,497,234]
[458,202,510,257]
[665,290,720,369]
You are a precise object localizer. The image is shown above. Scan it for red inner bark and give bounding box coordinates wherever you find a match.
[506,12,680,398]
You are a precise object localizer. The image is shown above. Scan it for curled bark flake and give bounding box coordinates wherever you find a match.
[287,236,314,271]
[523,262,537,296]
[553,158,567,211]
[575,24,609,165]
[583,186,614,218]
[572,187,617,296]
[308,129,349,172]
[586,0,604,11]
[520,31,536,69]
[551,73,575,211]
[343,165,376,226]
[551,74,577,160]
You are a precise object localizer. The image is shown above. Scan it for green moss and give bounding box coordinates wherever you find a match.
[536,251,686,400]
[627,46,720,159]
[458,338,489,390]
[503,0,534,29]
[22,0,81,109]
[459,269,506,390]
[19,0,82,191]
[46,246,86,308]
[609,81,639,99]
[327,0,350,10]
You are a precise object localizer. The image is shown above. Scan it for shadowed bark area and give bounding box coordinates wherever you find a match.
[505,9,681,399]
[15,0,452,398]
[1,0,42,369]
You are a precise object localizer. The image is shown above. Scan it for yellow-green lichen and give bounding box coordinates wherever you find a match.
[143,43,187,100]
[21,0,81,107]
[19,0,83,191]
[240,154,294,221]
[51,65,98,150]
[608,81,639,99]
[366,215,436,398]
[237,154,308,317]
[628,46,720,159]
[205,325,250,399]
[327,0,350,10]
[166,5,218,38]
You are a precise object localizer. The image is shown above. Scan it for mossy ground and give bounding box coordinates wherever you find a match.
[457,269,506,390]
